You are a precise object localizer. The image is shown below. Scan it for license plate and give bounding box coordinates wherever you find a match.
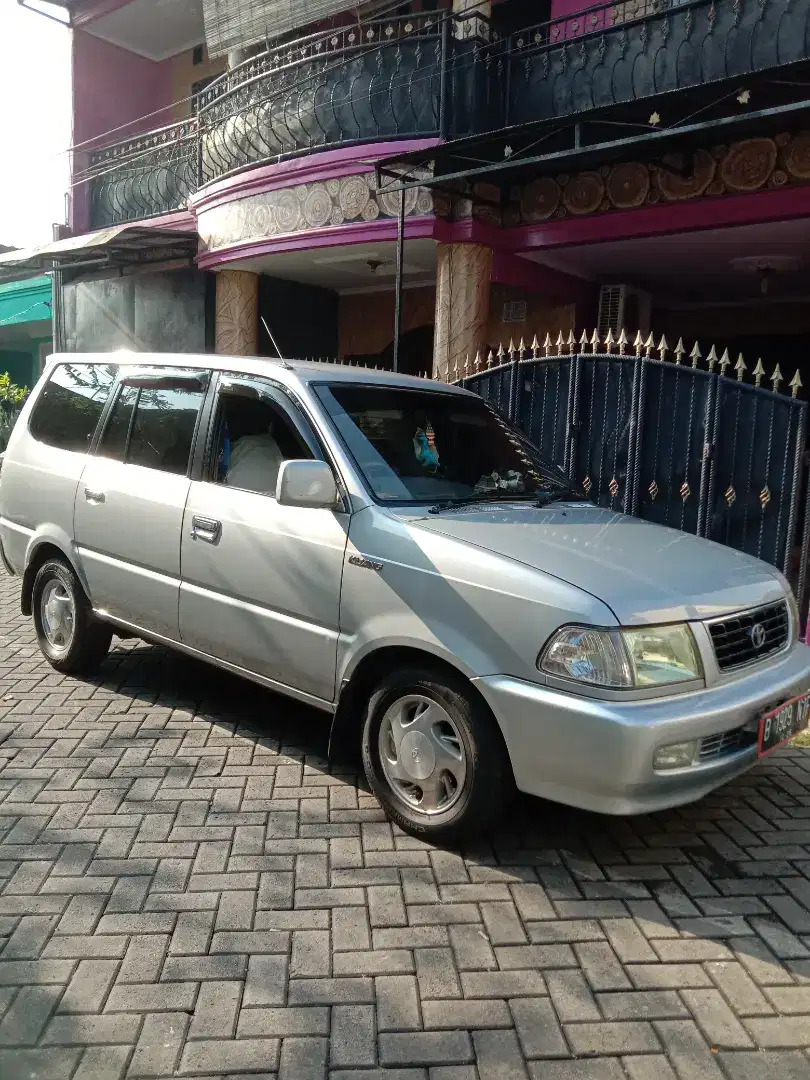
[758,692,810,757]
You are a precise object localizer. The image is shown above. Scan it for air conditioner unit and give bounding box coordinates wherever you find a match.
[597,284,652,338]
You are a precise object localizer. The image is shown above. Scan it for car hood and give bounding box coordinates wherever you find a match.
[398,502,786,624]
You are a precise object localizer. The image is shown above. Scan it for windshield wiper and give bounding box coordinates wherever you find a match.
[534,486,588,507]
[428,492,536,515]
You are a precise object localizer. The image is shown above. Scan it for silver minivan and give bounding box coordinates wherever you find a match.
[2,353,810,840]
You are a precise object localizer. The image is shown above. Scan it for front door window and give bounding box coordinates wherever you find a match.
[208,377,315,495]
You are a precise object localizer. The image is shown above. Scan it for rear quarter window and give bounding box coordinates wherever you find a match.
[28,363,116,453]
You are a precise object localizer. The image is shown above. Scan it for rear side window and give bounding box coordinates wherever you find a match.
[128,386,205,474]
[97,385,138,463]
[29,363,116,453]
[97,369,209,475]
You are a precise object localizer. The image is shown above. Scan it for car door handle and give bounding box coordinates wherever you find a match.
[191,516,221,544]
[84,488,106,504]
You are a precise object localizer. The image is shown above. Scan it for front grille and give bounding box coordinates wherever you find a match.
[698,725,757,762]
[707,600,790,671]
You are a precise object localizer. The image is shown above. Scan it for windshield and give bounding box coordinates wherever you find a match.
[314,382,577,505]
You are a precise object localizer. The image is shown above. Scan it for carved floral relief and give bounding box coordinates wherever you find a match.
[199,171,433,253]
[512,132,810,225]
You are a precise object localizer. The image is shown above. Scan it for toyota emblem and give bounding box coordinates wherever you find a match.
[750,622,767,649]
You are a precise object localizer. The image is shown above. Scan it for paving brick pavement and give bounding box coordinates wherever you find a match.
[1,573,810,1078]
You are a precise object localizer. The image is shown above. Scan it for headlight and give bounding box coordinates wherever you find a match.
[540,624,702,689]
[540,627,632,688]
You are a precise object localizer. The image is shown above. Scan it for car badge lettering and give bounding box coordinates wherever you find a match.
[348,554,384,572]
[750,623,767,649]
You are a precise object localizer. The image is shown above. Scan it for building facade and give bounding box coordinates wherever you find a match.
[3,0,808,377]
[4,0,810,605]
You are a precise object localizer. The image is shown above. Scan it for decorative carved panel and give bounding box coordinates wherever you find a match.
[199,172,434,253]
[433,243,493,382]
[215,270,258,356]
[510,132,810,226]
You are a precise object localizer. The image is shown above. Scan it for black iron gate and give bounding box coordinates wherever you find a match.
[458,336,810,612]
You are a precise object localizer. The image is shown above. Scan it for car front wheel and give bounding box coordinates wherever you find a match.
[362,666,511,842]
[32,558,112,674]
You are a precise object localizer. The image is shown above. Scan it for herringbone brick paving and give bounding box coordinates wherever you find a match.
[1,574,810,1078]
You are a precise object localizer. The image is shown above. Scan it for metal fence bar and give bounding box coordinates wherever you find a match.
[785,403,808,576]
[455,332,809,608]
[563,352,578,477]
[797,463,810,617]
[696,376,717,539]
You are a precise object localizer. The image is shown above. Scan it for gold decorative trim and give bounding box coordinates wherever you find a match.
[720,138,778,193]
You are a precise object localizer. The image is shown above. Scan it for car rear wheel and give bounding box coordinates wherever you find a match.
[32,558,112,674]
[362,666,511,842]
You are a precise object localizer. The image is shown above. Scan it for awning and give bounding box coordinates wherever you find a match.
[0,225,199,286]
[17,1,75,25]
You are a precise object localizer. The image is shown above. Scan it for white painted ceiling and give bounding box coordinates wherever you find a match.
[84,0,205,61]
[232,238,438,292]
[524,217,810,303]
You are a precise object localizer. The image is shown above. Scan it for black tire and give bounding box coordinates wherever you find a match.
[32,557,112,675]
[362,666,512,842]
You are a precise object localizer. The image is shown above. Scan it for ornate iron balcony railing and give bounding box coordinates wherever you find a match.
[88,120,197,228]
[197,12,450,185]
[85,0,810,228]
[86,13,455,227]
[506,0,810,125]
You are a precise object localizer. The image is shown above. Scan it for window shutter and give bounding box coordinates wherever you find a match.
[202,0,383,58]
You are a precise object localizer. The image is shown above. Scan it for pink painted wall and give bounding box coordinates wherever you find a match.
[549,0,609,37]
[551,0,591,15]
[71,29,173,233]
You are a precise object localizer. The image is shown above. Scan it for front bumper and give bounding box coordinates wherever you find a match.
[474,642,810,815]
[0,533,14,577]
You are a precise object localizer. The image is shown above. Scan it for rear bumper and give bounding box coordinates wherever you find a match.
[474,642,810,815]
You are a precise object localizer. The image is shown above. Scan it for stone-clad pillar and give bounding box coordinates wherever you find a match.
[452,0,491,36]
[453,0,491,15]
[433,243,492,381]
[215,270,259,356]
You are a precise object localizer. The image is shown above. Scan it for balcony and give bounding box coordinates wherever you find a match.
[87,11,456,229]
[88,120,197,227]
[198,13,450,185]
[507,0,810,127]
[85,0,810,229]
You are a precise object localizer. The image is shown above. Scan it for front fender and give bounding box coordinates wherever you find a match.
[337,620,494,690]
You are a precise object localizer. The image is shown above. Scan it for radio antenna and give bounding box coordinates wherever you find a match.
[260,316,284,359]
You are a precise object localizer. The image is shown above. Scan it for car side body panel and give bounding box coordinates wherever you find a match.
[339,504,617,688]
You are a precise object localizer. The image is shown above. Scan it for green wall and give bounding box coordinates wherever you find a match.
[0,350,35,388]
[0,276,51,328]
[0,276,52,390]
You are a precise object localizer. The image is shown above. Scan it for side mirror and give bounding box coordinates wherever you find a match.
[276,459,339,509]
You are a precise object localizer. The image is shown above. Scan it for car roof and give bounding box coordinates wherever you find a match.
[46,353,470,396]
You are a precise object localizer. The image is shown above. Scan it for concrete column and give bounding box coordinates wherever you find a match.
[215,270,259,356]
[453,0,491,14]
[452,0,491,36]
[433,243,492,381]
